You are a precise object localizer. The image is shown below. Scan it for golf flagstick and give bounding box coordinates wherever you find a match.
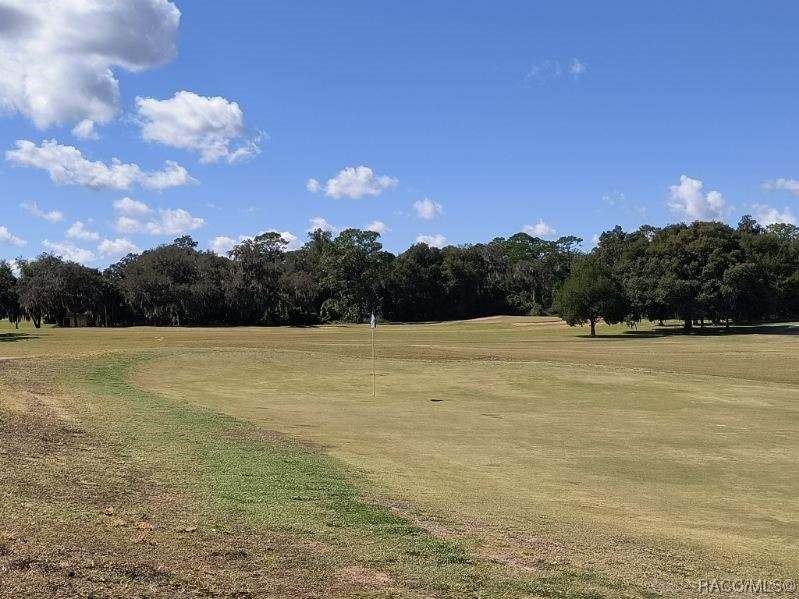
[370,313,377,397]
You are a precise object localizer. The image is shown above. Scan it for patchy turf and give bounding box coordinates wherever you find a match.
[1,352,636,598]
[1,318,797,597]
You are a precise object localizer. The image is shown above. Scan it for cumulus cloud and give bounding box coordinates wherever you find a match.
[416,233,447,248]
[148,209,204,236]
[114,197,153,217]
[365,220,390,234]
[7,259,21,277]
[307,166,398,199]
[6,139,197,190]
[667,175,731,221]
[98,238,140,257]
[209,236,237,256]
[42,240,95,263]
[0,0,180,129]
[136,91,261,164]
[0,226,26,247]
[308,216,336,233]
[762,178,799,196]
[20,201,64,223]
[751,204,796,227]
[523,219,557,238]
[275,230,300,249]
[114,204,205,236]
[210,230,299,256]
[114,208,205,236]
[71,119,99,140]
[66,221,100,241]
[113,217,142,234]
[413,198,443,220]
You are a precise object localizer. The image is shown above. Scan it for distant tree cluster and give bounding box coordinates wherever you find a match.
[1,217,797,332]
[557,218,799,335]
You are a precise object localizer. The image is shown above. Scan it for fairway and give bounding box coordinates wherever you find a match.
[1,318,797,597]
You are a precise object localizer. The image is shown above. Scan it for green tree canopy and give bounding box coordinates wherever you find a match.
[554,257,629,337]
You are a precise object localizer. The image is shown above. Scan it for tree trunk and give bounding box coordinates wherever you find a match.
[590,318,596,337]
[683,318,693,331]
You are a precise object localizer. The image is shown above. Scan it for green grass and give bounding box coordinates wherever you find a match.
[75,355,485,594]
[1,346,624,597]
[1,317,797,597]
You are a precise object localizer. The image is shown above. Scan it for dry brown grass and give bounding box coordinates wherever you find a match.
[0,374,373,598]
[2,318,797,598]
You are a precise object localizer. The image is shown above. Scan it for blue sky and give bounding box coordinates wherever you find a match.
[1,1,799,265]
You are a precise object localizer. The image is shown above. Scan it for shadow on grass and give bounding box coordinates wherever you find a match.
[0,332,38,343]
[579,323,799,339]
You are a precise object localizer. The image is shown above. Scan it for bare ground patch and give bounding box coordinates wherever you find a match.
[0,384,394,598]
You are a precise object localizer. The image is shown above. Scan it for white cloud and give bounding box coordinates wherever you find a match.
[365,220,390,234]
[210,230,300,256]
[667,175,731,221]
[114,216,143,234]
[210,236,238,256]
[415,233,447,248]
[413,198,443,220]
[602,192,625,207]
[569,58,587,78]
[762,178,799,196]
[114,197,152,217]
[6,139,198,190]
[751,204,796,227]
[308,166,398,199]
[136,91,261,164]
[147,209,204,236]
[0,226,26,247]
[72,119,98,140]
[115,208,204,236]
[20,201,64,223]
[98,238,140,257]
[602,191,647,217]
[526,58,587,84]
[523,219,557,238]
[0,0,180,129]
[526,60,562,83]
[274,230,299,249]
[138,161,197,190]
[308,216,336,233]
[66,221,100,241]
[42,240,95,263]
[249,230,301,250]
[8,259,21,277]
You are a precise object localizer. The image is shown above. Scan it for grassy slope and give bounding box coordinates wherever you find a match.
[1,318,797,597]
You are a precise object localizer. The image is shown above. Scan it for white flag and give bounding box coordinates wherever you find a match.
[370,313,377,329]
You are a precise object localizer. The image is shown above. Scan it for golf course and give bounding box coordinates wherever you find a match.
[1,317,796,597]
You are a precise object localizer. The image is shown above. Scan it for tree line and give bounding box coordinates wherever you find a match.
[0,216,797,333]
[556,218,799,334]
